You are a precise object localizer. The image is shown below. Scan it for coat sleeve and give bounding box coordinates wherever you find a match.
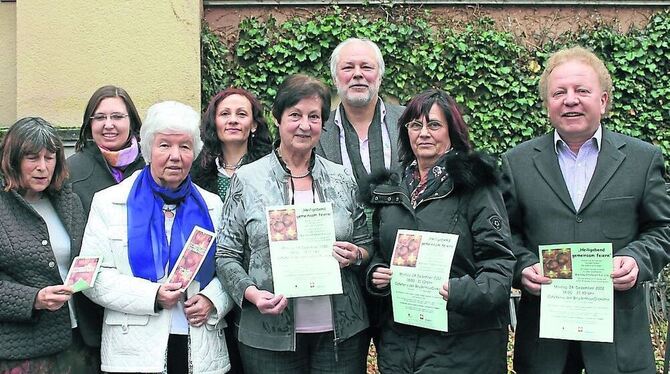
[80,194,160,315]
[616,148,670,281]
[500,153,540,288]
[447,184,516,315]
[215,174,255,308]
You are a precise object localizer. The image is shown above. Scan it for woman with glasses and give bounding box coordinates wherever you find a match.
[191,88,272,373]
[67,85,146,216]
[364,89,515,373]
[0,118,100,373]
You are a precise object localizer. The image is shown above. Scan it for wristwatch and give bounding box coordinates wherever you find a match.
[353,247,363,266]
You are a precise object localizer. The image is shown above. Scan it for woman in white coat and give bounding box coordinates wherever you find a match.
[80,101,232,374]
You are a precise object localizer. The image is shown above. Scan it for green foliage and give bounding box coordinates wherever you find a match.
[202,8,670,172]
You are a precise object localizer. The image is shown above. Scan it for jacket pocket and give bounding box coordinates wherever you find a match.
[105,311,150,333]
[601,197,635,239]
[102,311,153,357]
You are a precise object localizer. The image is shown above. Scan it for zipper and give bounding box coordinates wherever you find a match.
[415,183,454,208]
[330,294,340,362]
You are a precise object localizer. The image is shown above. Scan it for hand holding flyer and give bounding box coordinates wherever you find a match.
[64,256,102,293]
[167,226,216,291]
[390,230,458,332]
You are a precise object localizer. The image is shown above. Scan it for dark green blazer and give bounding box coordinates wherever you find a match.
[501,129,670,374]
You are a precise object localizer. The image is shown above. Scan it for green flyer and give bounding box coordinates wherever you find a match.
[390,229,458,332]
[539,243,613,342]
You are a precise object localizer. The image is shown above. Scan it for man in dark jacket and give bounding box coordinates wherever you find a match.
[502,46,670,374]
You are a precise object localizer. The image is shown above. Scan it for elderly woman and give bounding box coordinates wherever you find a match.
[191,88,272,374]
[67,85,146,216]
[79,101,233,373]
[216,74,372,374]
[0,118,99,373]
[365,89,515,373]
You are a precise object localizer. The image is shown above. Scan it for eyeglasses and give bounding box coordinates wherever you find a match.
[404,120,445,132]
[90,113,129,122]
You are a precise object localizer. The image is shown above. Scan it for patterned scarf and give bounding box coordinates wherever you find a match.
[98,136,140,182]
[126,166,215,287]
[404,150,452,208]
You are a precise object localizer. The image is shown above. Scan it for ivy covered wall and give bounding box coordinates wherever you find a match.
[202,7,670,171]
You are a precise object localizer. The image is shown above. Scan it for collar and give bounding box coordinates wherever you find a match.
[554,125,602,154]
[333,97,387,134]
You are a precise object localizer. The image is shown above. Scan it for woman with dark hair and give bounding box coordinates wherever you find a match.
[364,89,515,373]
[0,118,100,373]
[216,74,372,374]
[67,85,146,215]
[192,88,272,198]
[191,89,272,373]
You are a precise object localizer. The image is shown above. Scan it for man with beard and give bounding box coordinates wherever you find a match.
[317,38,404,188]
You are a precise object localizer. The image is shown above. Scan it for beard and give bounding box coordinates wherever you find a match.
[337,81,380,108]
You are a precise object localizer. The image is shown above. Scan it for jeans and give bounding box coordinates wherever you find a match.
[239,331,368,374]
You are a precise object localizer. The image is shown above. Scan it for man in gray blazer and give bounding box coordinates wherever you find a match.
[502,46,670,373]
[316,38,404,187]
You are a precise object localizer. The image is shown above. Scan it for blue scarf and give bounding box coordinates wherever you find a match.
[127,166,215,288]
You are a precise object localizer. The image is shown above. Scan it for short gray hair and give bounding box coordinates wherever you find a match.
[330,38,385,82]
[140,101,203,162]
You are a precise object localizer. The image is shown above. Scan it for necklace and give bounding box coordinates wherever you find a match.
[290,170,311,179]
[163,205,177,219]
[221,160,242,170]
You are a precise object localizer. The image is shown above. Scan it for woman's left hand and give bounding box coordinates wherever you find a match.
[332,241,363,268]
[439,281,449,302]
[184,294,214,327]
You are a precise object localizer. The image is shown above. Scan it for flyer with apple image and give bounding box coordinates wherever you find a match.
[64,256,102,292]
[390,229,458,332]
[167,226,216,291]
[539,243,613,342]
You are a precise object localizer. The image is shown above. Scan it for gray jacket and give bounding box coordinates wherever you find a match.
[216,151,372,351]
[316,100,405,172]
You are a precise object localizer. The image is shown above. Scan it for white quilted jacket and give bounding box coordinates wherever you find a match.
[81,171,232,373]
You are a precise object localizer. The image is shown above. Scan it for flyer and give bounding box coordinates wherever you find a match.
[266,203,342,298]
[167,226,216,291]
[539,243,613,342]
[390,229,458,332]
[64,256,102,292]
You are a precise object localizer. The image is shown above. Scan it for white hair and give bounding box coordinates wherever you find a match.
[329,38,386,82]
[140,101,203,162]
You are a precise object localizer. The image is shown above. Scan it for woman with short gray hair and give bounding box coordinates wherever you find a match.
[80,101,233,373]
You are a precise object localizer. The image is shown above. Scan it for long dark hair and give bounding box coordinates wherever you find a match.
[192,88,272,192]
[75,85,142,151]
[397,89,471,168]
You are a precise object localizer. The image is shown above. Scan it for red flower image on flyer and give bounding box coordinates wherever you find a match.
[542,248,573,279]
[268,208,298,242]
[392,233,422,268]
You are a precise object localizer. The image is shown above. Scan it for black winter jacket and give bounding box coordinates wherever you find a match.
[67,142,145,216]
[364,151,516,335]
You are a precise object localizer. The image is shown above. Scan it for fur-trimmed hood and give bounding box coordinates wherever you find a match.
[359,151,499,203]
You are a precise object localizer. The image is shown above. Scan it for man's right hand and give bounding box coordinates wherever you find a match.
[521,263,551,296]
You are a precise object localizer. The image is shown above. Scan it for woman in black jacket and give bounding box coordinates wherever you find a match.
[67,85,145,216]
[0,117,100,373]
[365,89,516,373]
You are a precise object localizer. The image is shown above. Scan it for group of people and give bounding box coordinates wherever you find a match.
[1,36,669,374]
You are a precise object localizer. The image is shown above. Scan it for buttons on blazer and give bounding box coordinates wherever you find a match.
[576,215,583,223]
[41,239,48,246]
[48,261,55,268]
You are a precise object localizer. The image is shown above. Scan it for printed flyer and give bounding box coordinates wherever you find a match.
[539,243,613,342]
[168,226,216,291]
[266,202,342,298]
[64,256,102,292]
[390,229,458,332]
